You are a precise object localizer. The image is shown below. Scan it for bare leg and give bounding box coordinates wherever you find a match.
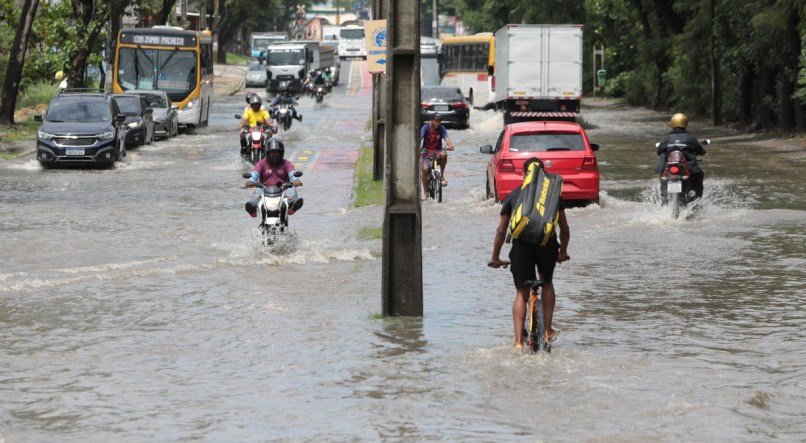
[512,286,529,348]
[421,161,430,199]
[542,281,556,339]
[439,152,448,184]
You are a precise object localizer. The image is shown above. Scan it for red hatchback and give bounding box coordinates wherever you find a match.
[480,121,600,205]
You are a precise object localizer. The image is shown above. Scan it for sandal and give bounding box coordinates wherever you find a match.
[441,178,448,187]
[546,327,559,343]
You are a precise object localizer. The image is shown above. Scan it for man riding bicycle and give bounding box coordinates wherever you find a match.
[419,114,454,198]
[488,157,570,349]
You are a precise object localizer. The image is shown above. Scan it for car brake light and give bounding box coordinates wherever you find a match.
[669,165,680,174]
[420,102,430,109]
[451,102,468,109]
[581,156,597,171]
[499,159,515,172]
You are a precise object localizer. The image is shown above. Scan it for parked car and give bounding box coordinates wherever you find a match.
[480,120,600,206]
[126,90,178,139]
[420,40,438,57]
[420,85,470,129]
[111,94,154,148]
[34,89,128,168]
[245,62,268,87]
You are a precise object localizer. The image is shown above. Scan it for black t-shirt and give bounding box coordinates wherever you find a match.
[500,186,565,216]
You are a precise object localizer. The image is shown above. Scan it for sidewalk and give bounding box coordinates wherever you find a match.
[214,63,247,96]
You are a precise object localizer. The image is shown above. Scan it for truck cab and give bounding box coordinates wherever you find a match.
[264,42,318,92]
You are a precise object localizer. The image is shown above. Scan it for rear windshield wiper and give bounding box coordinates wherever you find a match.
[546,147,571,151]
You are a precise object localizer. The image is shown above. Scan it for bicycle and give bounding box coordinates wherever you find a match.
[523,279,551,353]
[422,149,445,202]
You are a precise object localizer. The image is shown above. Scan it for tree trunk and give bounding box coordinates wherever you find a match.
[710,0,722,125]
[155,0,177,25]
[755,65,775,130]
[779,5,799,131]
[217,26,228,64]
[739,63,754,127]
[0,0,39,125]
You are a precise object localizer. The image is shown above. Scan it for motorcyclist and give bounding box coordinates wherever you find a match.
[239,95,272,155]
[312,70,326,86]
[322,68,334,92]
[270,83,303,122]
[244,139,304,215]
[419,113,455,197]
[656,113,706,202]
[303,70,317,96]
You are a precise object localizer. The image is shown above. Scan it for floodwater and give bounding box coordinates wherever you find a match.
[1,62,804,441]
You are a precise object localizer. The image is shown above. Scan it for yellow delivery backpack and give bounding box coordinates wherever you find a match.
[509,162,563,246]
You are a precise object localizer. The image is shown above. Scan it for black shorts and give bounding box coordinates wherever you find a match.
[508,239,559,288]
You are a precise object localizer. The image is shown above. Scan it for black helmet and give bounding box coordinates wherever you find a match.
[309,70,316,77]
[245,92,256,104]
[265,138,285,165]
[432,113,443,122]
[325,68,331,74]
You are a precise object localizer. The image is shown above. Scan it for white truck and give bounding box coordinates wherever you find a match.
[338,25,366,60]
[493,24,583,124]
[264,41,337,92]
[250,32,288,59]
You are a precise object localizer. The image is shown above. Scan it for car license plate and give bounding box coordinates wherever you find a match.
[667,181,682,193]
[435,105,449,111]
[66,149,84,156]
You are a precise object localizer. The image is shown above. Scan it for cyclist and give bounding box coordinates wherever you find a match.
[488,157,570,349]
[419,114,454,198]
[239,95,272,155]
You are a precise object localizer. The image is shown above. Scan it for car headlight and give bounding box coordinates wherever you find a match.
[186,98,198,109]
[127,119,143,129]
[98,130,115,140]
[37,128,55,140]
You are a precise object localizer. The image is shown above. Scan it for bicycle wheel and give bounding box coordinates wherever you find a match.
[437,174,443,202]
[534,292,548,352]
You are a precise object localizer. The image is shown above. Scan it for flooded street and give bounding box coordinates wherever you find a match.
[1,62,804,440]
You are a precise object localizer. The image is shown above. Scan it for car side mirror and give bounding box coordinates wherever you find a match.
[234,114,242,119]
[295,96,300,100]
[34,115,43,122]
[115,114,126,123]
[702,139,710,145]
[480,144,494,154]
[242,173,252,179]
[590,143,599,151]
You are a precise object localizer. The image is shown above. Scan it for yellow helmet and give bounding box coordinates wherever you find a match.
[670,113,688,129]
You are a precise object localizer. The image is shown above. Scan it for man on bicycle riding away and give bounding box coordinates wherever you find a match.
[419,113,454,198]
[488,157,570,349]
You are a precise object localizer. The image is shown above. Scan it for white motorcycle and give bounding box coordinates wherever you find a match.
[243,171,303,246]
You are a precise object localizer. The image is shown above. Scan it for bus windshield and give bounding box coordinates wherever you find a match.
[340,29,364,39]
[116,48,197,100]
[267,49,304,66]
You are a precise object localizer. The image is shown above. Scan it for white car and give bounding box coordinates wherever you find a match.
[245,62,268,87]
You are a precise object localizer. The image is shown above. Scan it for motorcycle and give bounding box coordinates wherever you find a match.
[273,103,295,133]
[659,139,709,219]
[234,115,271,164]
[324,80,333,94]
[243,171,303,246]
[314,85,325,104]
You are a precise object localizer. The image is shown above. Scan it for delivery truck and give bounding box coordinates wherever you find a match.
[493,24,583,124]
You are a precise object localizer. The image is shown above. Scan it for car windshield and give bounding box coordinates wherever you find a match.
[422,88,462,100]
[340,29,364,39]
[510,133,586,152]
[117,47,197,100]
[267,49,304,66]
[46,100,110,123]
[138,94,168,108]
[248,62,263,72]
[115,97,141,115]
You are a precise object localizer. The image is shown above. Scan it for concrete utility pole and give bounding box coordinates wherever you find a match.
[371,0,387,181]
[432,0,438,38]
[381,0,422,316]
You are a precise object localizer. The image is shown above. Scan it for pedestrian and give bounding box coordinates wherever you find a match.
[488,157,570,349]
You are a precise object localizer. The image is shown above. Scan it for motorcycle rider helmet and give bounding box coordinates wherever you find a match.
[279,82,290,96]
[249,95,262,111]
[265,138,285,165]
[325,68,331,74]
[670,113,688,129]
[309,70,316,78]
[245,92,256,104]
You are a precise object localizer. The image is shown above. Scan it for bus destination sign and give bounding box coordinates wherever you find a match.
[120,33,196,47]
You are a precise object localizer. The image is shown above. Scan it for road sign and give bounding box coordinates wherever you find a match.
[364,19,387,74]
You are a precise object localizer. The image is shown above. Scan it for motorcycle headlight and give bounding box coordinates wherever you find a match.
[186,98,198,109]
[98,130,116,140]
[37,128,55,140]
[127,118,143,129]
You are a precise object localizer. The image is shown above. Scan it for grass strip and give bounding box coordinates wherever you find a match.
[226,53,251,65]
[358,226,382,240]
[353,145,383,207]
[0,119,39,145]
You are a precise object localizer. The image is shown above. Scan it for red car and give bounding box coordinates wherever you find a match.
[480,121,600,205]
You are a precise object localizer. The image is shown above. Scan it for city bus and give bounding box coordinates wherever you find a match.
[113,26,214,131]
[438,33,495,109]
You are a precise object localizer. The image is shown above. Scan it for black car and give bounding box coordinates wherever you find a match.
[111,94,154,147]
[34,90,128,168]
[127,90,178,139]
[420,86,470,129]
